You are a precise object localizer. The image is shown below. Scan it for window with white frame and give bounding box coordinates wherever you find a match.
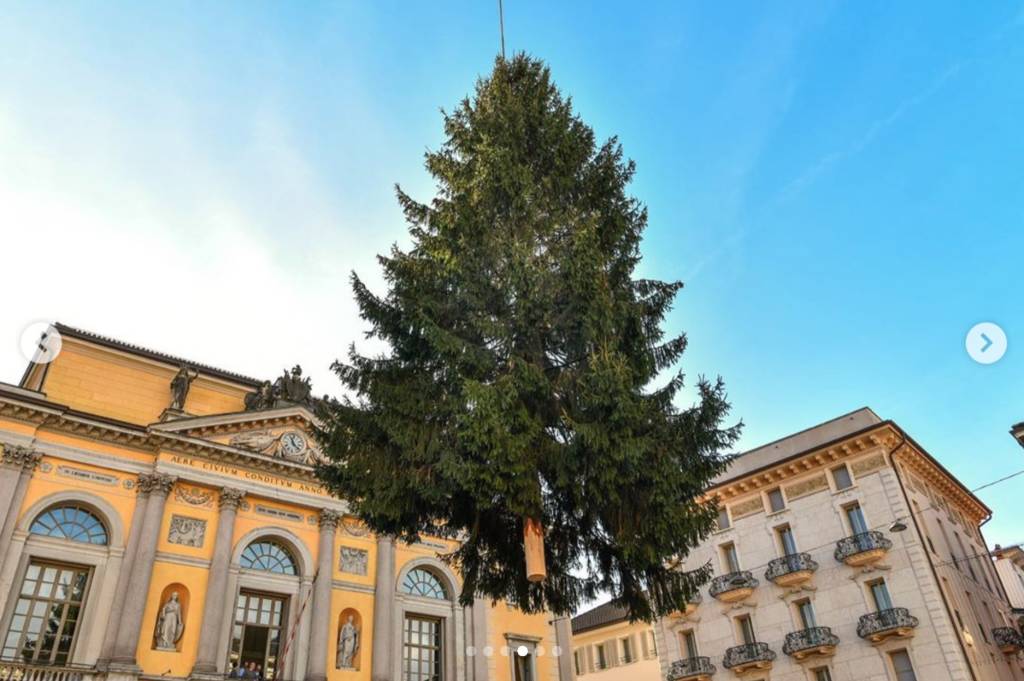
[831,464,853,490]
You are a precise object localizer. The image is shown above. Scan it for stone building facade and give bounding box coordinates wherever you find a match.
[0,324,574,681]
[994,545,1024,612]
[572,408,1024,681]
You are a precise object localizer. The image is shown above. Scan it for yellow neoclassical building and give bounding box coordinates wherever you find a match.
[0,324,574,681]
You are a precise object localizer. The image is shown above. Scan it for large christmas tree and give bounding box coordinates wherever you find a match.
[317,54,740,621]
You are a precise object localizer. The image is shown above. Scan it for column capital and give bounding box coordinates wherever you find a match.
[218,487,246,510]
[1,445,42,472]
[139,472,177,497]
[319,509,343,530]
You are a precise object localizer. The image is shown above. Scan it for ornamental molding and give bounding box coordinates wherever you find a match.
[174,485,214,507]
[0,391,320,480]
[218,487,247,510]
[1,444,43,471]
[168,514,207,548]
[893,447,989,524]
[319,509,343,529]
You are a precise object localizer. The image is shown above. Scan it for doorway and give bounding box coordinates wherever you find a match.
[229,590,289,680]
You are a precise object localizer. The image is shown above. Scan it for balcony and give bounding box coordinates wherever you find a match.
[782,626,840,660]
[666,657,716,681]
[834,531,892,567]
[722,642,776,674]
[765,553,818,587]
[0,662,97,681]
[709,571,758,603]
[993,627,1024,655]
[857,608,919,643]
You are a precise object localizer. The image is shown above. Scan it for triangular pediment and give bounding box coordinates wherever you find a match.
[150,405,321,465]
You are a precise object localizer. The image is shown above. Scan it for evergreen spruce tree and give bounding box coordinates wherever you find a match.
[317,54,740,621]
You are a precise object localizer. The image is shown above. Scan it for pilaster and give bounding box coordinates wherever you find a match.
[190,487,246,679]
[306,509,342,681]
[109,472,176,670]
[370,537,395,681]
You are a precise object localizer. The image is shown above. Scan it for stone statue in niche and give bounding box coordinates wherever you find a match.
[339,547,368,576]
[155,592,184,650]
[169,366,198,411]
[336,615,359,669]
[168,515,206,548]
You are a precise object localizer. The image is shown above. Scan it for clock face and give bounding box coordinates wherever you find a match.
[280,431,307,456]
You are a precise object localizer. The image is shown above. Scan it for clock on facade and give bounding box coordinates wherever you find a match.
[279,431,307,456]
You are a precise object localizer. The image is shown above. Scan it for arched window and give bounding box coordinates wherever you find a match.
[240,540,297,575]
[401,567,448,600]
[29,504,108,545]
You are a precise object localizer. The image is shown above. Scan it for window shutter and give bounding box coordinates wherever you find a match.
[605,639,619,667]
[585,645,594,673]
[640,632,650,658]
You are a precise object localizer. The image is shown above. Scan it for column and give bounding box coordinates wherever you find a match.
[470,597,489,681]
[370,537,395,681]
[0,446,42,564]
[306,510,341,681]
[190,488,246,678]
[98,473,153,667]
[110,473,177,668]
[553,616,575,681]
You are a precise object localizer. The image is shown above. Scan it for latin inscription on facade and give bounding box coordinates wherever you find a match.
[255,504,304,523]
[340,548,368,576]
[165,454,325,495]
[57,465,118,486]
[168,515,207,548]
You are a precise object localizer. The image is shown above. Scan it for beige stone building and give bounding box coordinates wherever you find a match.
[572,408,1024,681]
[569,603,660,681]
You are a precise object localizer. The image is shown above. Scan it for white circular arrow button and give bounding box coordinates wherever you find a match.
[965,322,1007,365]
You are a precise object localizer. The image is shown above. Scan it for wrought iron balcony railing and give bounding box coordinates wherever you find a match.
[0,661,96,681]
[857,608,919,641]
[834,531,892,564]
[666,656,716,680]
[708,571,758,599]
[765,553,819,583]
[722,642,776,671]
[782,626,840,657]
[994,627,1024,653]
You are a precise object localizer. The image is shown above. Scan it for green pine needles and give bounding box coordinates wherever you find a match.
[316,54,740,621]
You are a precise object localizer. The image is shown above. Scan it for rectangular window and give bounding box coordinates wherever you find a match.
[767,487,786,513]
[681,630,699,659]
[596,644,607,670]
[869,580,893,611]
[646,630,657,658]
[403,616,442,681]
[574,651,582,676]
[776,525,798,556]
[717,507,731,530]
[796,599,817,629]
[832,464,853,490]
[720,543,741,573]
[889,650,918,681]
[955,533,976,579]
[845,502,868,535]
[1,561,91,664]
[620,637,633,664]
[813,668,834,681]
[512,642,535,681]
[736,615,756,645]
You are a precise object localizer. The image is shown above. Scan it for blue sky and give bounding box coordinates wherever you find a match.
[1,2,1022,550]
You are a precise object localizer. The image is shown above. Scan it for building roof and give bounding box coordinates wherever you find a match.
[571,601,630,635]
[21,323,264,388]
[713,407,882,485]
[1012,422,1024,447]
